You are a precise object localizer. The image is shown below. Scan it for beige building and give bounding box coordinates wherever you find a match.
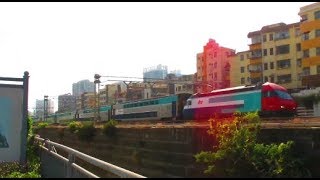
[246,22,303,90]
[299,2,320,87]
[230,51,251,87]
[196,39,235,93]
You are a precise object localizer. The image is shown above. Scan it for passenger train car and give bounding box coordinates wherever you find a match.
[182,82,297,120]
[112,93,191,121]
[76,105,112,121]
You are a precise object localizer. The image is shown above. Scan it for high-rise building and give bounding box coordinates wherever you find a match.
[72,79,95,97]
[196,39,235,93]
[299,2,320,87]
[58,93,76,113]
[143,64,168,81]
[34,99,54,119]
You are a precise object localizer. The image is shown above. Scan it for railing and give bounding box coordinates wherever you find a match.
[297,106,314,118]
[34,135,146,178]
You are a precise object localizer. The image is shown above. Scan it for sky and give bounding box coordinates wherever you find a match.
[0,2,313,112]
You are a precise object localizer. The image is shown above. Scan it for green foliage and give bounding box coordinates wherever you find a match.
[37,122,49,129]
[195,112,311,178]
[76,122,96,142]
[68,121,83,133]
[102,119,118,138]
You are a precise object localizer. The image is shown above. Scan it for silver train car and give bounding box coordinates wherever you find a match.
[112,93,191,121]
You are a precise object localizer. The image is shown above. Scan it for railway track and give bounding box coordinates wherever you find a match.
[113,116,320,128]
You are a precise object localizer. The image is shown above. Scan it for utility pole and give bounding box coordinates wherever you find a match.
[43,95,48,122]
[94,74,101,122]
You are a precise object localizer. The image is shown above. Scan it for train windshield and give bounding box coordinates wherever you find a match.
[275,90,293,100]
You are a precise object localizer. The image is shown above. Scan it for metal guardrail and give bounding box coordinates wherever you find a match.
[34,135,146,178]
[297,107,314,117]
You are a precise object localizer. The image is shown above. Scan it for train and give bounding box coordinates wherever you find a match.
[46,93,192,123]
[183,82,297,120]
[45,82,297,123]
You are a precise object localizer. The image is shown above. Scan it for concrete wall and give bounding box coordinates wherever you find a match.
[36,126,320,177]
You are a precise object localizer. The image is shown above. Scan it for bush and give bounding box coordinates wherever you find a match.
[195,112,311,178]
[37,122,49,129]
[102,120,118,138]
[76,122,96,142]
[68,121,83,133]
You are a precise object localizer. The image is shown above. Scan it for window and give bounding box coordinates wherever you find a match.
[317,65,320,74]
[303,67,310,76]
[315,10,320,19]
[263,35,267,42]
[277,74,291,84]
[240,67,245,73]
[295,28,300,36]
[264,76,268,82]
[316,29,320,37]
[269,33,273,41]
[251,77,261,84]
[251,50,262,58]
[264,63,268,70]
[298,73,303,80]
[270,62,274,69]
[277,59,291,69]
[214,62,217,68]
[302,33,309,41]
[296,43,301,51]
[240,54,244,61]
[251,35,261,44]
[270,76,274,83]
[276,44,290,55]
[241,78,245,84]
[317,47,320,56]
[214,52,217,57]
[276,90,293,100]
[263,49,267,56]
[270,48,273,55]
[275,30,289,40]
[303,49,310,58]
[297,59,302,67]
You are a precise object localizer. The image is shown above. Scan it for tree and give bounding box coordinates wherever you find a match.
[194,112,311,178]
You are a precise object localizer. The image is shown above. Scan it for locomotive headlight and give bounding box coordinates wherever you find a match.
[280,105,285,109]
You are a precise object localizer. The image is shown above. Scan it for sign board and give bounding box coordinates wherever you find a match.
[0,72,29,164]
[0,87,23,162]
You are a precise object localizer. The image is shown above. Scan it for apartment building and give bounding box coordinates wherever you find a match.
[197,39,235,93]
[299,2,320,87]
[230,51,251,87]
[247,22,303,90]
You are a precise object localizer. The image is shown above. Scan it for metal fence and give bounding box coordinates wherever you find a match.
[34,135,146,178]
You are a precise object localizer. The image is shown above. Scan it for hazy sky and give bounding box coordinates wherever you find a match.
[0,2,312,112]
